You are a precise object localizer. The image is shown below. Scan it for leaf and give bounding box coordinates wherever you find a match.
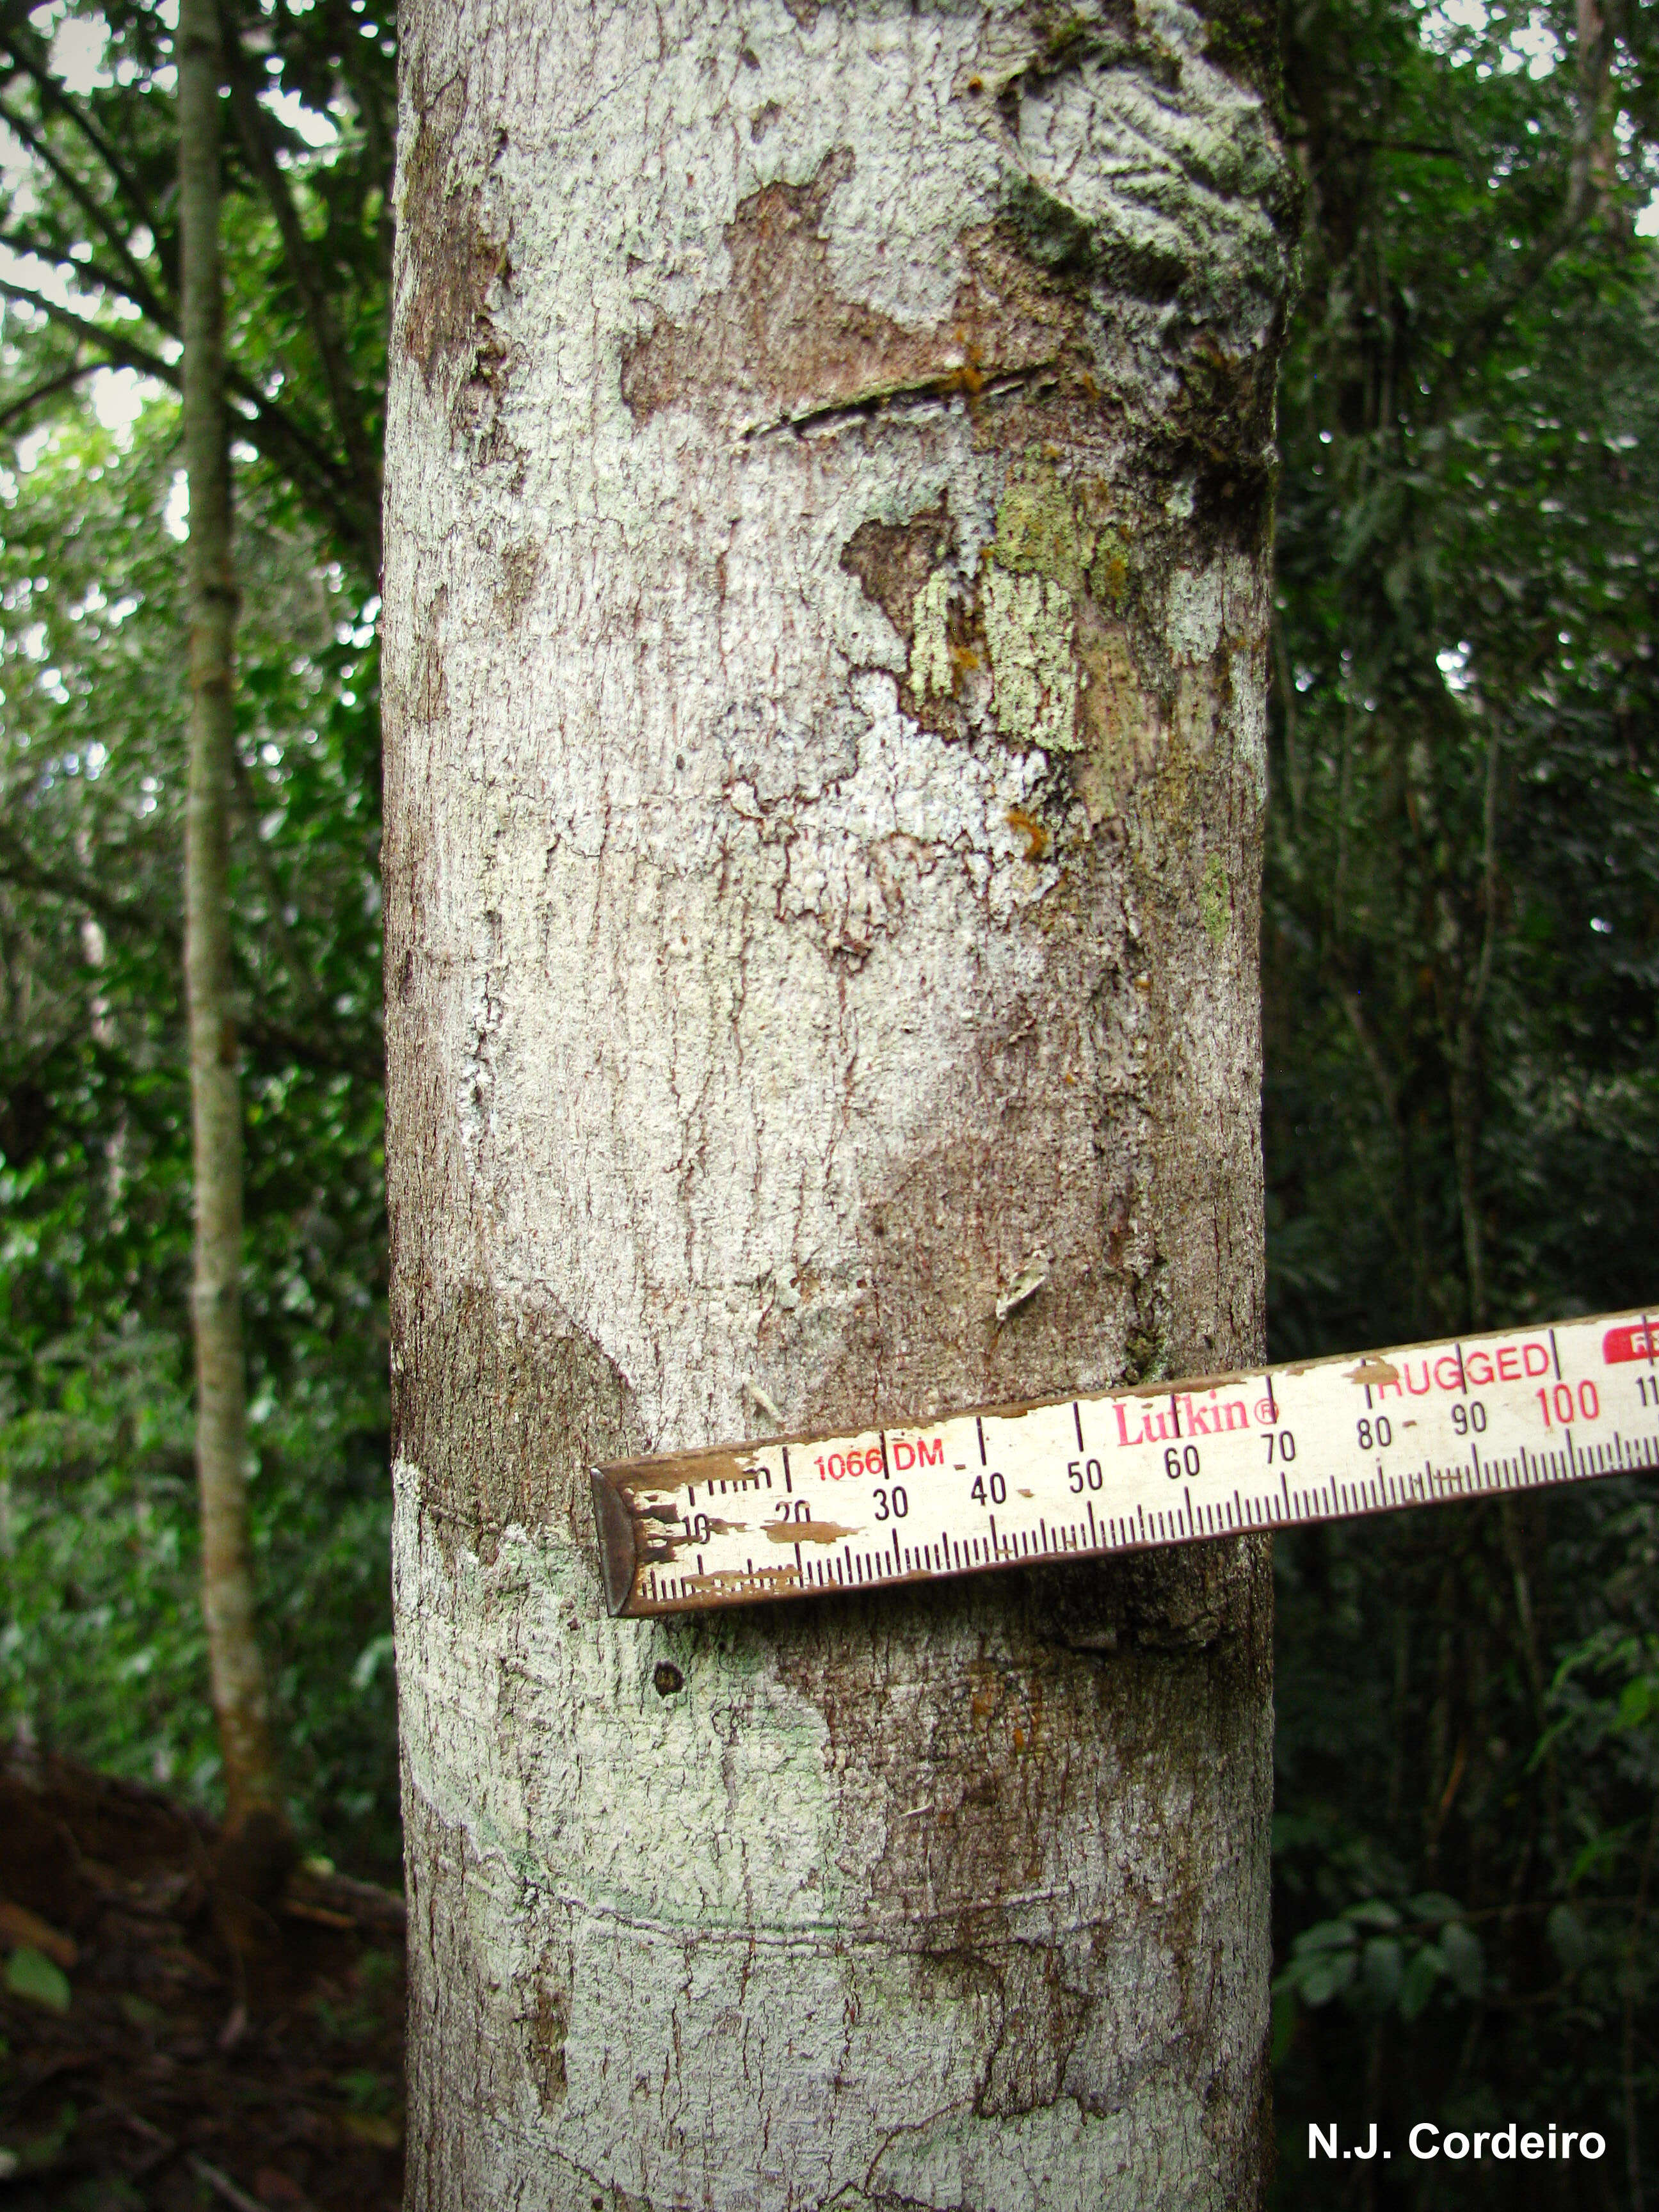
[4,1944,70,2014]
[1438,1921,1483,2000]
[1293,1918,1359,1955]
[1345,1898,1402,1930]
[350,1633,394,1693]
[1569,1828,1631,1884]
[1615,1677,1655,1731]
[339,2112,400,2148]
[0,1899,75,1969]
[1407,1892,1464,1926]
[1546,1903,1591,1974]
[1400,1944,1443,2021]
[1361,1936,1404,2007]
[1299,1950,1359,2007]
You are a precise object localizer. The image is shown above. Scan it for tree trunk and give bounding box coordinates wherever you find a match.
[385,6,1295,2206]
[179,0,282,1838]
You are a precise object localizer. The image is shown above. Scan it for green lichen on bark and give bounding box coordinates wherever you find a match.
[1088,525,1131,609]
[1199,851,1230,946]
[909,568,955,700]
[993,466,1090,597]
[983,564,1078,754]
[981,461,1093,753]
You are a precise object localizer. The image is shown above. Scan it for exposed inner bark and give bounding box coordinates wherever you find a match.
[621,152,1080,435]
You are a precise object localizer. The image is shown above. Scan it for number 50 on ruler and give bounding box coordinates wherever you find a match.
[589,1309,1659,1618]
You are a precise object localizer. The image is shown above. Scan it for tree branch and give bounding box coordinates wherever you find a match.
[0,94,173,325]
[0,828,170,942]
[0,228,167,325]
[0,835,381,1086]
[220,8,381,563]
[0,357,95,431]
[1428,0,1617,408]
[0,275,376,564]
[0,4,173,288]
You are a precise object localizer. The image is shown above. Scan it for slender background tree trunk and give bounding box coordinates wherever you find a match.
[385,4,1296,2204]
[179,0,281,1839]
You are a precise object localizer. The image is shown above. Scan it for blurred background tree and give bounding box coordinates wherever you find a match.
[1266,0,1659,2200]
[0,0,1651,2200]
[0,0,394,1870]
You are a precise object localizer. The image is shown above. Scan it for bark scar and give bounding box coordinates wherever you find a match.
[620,148,1078,433]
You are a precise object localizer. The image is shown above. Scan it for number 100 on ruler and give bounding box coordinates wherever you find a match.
[588,1308,1659,1618]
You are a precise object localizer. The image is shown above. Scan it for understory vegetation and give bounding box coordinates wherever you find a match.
[0,0,1651,2202]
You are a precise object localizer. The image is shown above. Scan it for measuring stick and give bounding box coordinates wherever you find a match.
[589,1308,1659,1618]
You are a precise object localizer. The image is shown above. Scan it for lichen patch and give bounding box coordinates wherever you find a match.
[1199,852,1230,947]
[983,564,1078,753]
[993,465,1090,597]
[910,569,956,701]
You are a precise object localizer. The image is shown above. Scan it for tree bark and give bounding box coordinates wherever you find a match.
[179,0,282,1837]
[384,4,1295,2206]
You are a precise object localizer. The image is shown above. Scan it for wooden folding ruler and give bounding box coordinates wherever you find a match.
[589,1308,1659,1617]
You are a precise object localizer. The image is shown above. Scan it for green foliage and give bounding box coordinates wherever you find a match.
[0,0,392,576]
[0,1,397,1869]
[0,396,394,1870]
[4,1945,70,2014]
[1266,0,1659,2199]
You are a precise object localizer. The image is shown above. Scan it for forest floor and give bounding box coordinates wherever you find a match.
[0,1748,404,2211]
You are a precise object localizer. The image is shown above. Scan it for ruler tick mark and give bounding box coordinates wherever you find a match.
[591,1305,1659,1615]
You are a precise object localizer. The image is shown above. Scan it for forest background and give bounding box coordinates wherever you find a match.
[0,0,1653,2203]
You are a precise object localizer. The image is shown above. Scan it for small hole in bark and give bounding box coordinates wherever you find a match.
[653,1662,684,1697]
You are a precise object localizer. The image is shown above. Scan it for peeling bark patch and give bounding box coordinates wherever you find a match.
[620,154,1075,431]
[397,84,507,394]
[495,538,541,625]
[522,1965,569,2113]
[839,497,953,647]
[390,1279,643,1556]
